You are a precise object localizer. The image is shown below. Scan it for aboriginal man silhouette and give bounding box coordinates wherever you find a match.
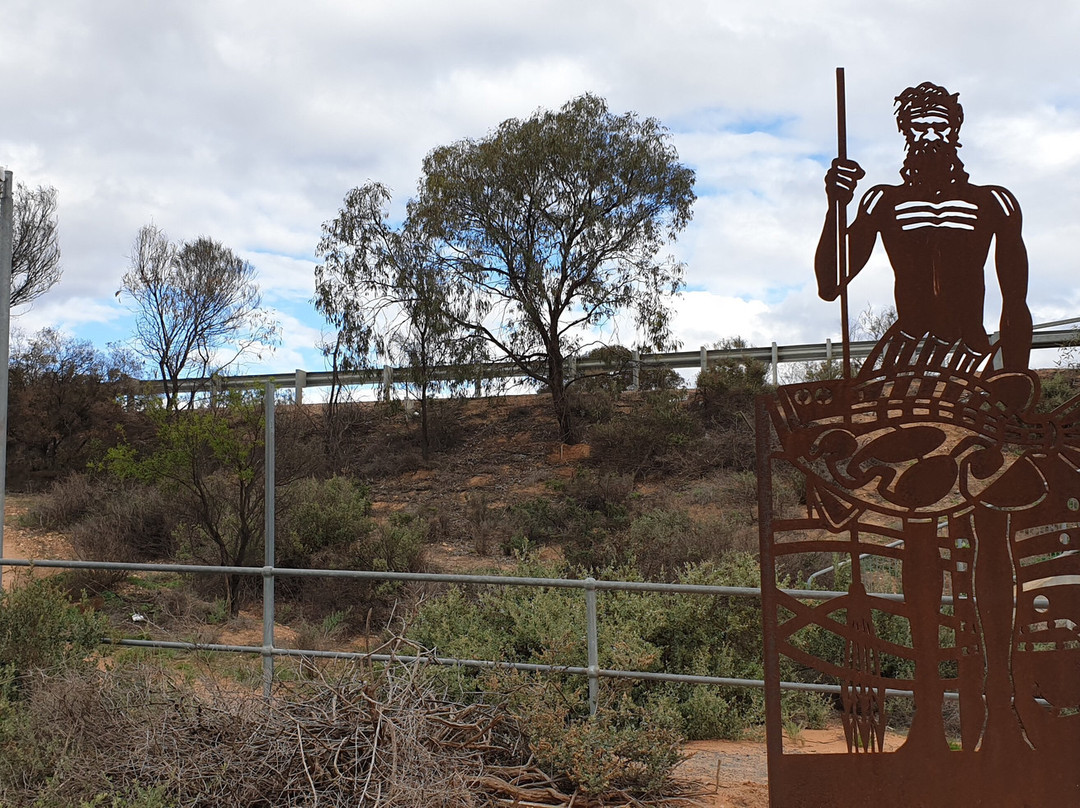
[812,82,1040,763]
[816,82,1033,372]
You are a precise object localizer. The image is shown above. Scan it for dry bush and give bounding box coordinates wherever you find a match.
[52,482,178,594]
[22,474,98,530]
[27,478,178,596]
[355,433,425,478]
[588,391,698,479]
[73,483,177,561]
[0,658,694,808]
[622,509,754,580]
[670,421,757,474]
[459,490,505,556]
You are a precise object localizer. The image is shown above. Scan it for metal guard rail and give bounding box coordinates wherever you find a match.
[161,326,1080,399]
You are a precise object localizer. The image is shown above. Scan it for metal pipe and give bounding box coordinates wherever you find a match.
[262,381,276,698]
[0,556,923,602]
[0,170,13,579]
[585,577,599,715]
[101,639,965,701]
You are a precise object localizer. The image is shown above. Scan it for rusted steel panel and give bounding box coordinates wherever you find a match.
[759,79,1080,806]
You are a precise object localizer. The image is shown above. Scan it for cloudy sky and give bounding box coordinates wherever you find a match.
[3,0,1079,377]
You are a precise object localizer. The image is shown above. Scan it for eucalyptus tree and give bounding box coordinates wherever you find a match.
[120,224,279,412]
[315,182,485,459]
[408,93,696,442]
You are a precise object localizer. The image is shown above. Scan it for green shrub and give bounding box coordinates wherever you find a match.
[277,478,425,628]
[370,512,427,572]
[499,676,683,796]
[507,471,635,568]
[626,509,699,577]
[321,516,425,630]
[0,580,106,678]
[409,554,829,746]
[276,475,373,568]
[1038,371,1079,413]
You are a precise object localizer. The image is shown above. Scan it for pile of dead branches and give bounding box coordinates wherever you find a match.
[5,657,702,807]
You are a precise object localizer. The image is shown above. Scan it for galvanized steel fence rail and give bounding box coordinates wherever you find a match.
[0,554,928,712]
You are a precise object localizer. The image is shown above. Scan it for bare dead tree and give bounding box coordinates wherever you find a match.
[119,223,279,411]
[11,183,62,307]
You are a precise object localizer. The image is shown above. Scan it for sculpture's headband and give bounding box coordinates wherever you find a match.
[895,82,964,131]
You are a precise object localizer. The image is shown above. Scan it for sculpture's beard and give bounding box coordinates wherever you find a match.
[900,140,968,189]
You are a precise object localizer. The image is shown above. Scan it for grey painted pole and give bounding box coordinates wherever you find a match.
[0,171,14,573]
[262,381,276,699]
[585,577,599,715]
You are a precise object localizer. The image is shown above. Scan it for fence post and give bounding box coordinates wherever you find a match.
[631,349,640,390]
[700,345,708,374]
[262,381,276,699]
[294,369,306,407]
[0,170,12,576]
[585,577,599,716]
[826,338,833,363]
[771,342,779,386]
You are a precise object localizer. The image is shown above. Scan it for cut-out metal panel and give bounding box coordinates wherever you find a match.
[758,77,1080,806]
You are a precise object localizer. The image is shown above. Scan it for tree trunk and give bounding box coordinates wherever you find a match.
[547,355,580,444]
[420,384,430,461]
[224,573,239,617]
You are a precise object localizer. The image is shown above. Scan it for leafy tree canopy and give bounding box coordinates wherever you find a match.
[408,93,696,441]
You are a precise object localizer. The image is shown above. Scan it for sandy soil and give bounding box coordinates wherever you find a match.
[1,494,73,590]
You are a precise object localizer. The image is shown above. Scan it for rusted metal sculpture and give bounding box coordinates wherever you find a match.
[758,73,1080,806]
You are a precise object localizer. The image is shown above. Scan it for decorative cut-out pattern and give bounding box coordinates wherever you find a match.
[758,79,1080,806]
